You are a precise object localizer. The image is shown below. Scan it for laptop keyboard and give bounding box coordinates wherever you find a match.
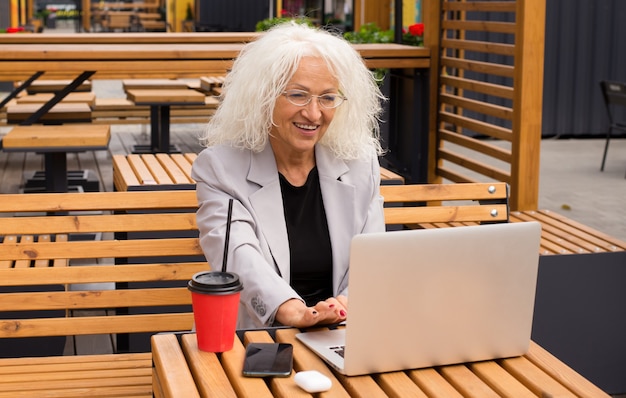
[330,345,345,358]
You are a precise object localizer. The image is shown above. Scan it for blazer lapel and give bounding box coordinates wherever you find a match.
[248,145,291,280]
[316,146,355,293]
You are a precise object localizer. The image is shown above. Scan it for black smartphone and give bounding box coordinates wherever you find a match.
[242,343,293,377]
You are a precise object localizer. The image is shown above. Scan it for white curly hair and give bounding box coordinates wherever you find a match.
[199,21,386,160]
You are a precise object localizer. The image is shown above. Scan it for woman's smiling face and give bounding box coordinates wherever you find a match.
[270,56,339,158]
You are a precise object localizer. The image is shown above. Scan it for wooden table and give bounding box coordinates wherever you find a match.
[0,42,430,176]
[126,89,206,153]
[0,124,111,192]
[0,32,262,45]
[152,329,610,398]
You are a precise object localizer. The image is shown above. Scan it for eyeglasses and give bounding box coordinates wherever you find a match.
[281,89,347,109]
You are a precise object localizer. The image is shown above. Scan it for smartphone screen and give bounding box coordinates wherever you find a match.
[242,343,293,377]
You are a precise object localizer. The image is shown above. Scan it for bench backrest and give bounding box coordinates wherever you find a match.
[0,183,509,341]
[0,190,202,341]
[381,182,509,227]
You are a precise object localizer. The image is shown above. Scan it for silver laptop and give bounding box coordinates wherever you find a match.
[296,222,542,376]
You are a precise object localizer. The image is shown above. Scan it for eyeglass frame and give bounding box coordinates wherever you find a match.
[281,89,347,109]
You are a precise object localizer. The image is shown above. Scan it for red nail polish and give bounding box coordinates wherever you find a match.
[329,304,335,308]
[340,310,346,317]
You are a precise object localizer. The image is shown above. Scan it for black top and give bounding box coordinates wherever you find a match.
[279,167,333,307]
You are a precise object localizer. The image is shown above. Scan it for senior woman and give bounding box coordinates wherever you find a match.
[191,22,386,330]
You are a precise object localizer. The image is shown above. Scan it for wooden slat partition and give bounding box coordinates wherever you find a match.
[425,0,546,211]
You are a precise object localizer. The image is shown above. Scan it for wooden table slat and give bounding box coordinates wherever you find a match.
[499,355,577,397]
[438,364,501,398]
[242,330,311,398]
[407,367,465,398]
[468,361,536,398]
[150,334,201,398]
[275,328,351,397]
[219,334,274,398]
[525,341,612,398]
[180,334,238,398]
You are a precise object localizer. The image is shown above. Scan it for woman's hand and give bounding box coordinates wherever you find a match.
[275,295,348,328]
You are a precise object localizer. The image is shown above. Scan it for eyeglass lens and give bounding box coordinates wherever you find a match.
[283,90,346,109]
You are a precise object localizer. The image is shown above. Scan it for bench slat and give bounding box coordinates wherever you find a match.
[112,154,140,190]
[381,182,508,202]
[0,375,152,393]
[4,287,191,311]
[0,191,198,212]
[1,213,197,235]
[141,154,174,184]
[0,313,193,338]
[0,352,151,369]
[0,385,152,398]
[0,237,202,261]
[155,153,192,184]
[169,153,195,181]
[0,262,206,286]
[384,204,508,224]
[129,154,159,185]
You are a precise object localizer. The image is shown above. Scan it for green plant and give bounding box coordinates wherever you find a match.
[343,22,393,44]
[255,16,313,32]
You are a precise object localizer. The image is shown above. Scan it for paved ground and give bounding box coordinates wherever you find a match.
[535,137,626,242]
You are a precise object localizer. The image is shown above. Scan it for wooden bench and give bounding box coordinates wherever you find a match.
[0,190,204,396]
[112,153,197,190]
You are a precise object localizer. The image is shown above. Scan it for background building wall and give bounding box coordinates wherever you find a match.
[542,0,626,137]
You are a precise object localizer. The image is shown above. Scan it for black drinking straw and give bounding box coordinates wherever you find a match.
[221,198,234,272]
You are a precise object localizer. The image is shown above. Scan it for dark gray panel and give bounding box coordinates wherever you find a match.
[542,0,626,137]
[196,0,272,32]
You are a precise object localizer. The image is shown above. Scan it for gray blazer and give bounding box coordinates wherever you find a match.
[191,143,385,329]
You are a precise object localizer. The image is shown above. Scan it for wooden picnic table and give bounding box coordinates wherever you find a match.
[152,329,611,398]
[0,32,262,45]
[0,42,429,144]
[0,124,111,192]
[0,43,428,80]
[126,88,207,153]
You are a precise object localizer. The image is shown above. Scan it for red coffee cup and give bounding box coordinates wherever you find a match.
[188,271,243,352]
